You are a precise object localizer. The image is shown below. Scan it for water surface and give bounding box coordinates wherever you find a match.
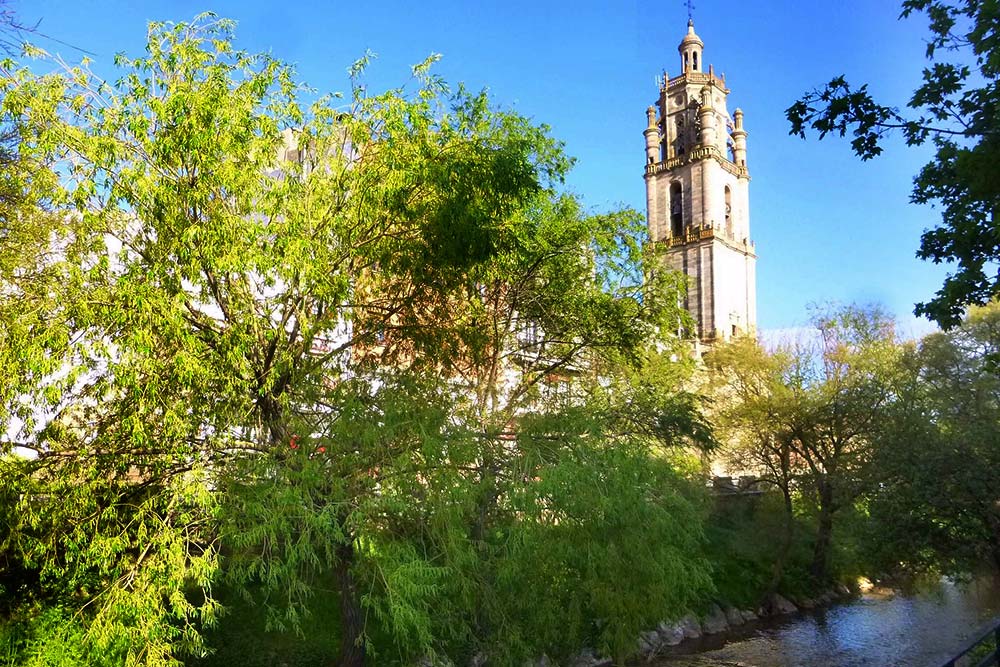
[654,578,1000,667]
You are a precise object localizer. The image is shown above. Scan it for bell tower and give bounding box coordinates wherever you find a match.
[644,21,756,344]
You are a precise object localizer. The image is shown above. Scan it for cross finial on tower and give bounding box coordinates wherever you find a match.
[686,0,695,23]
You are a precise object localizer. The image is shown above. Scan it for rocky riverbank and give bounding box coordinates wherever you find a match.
[639,585,854,662]
[563,584,855,666]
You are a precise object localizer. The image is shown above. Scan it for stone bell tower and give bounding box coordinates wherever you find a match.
[643,20,756,344]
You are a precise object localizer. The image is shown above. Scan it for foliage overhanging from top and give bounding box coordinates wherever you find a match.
[787,0,1000,328]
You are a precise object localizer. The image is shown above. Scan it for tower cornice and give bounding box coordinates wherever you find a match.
[652,229,757,258]
[644,145,750,180]
[661,71,729,95]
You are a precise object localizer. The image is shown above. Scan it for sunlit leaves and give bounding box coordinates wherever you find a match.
[0,10,708,666]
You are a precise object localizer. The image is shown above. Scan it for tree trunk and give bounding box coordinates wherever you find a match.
[334,541,366,667]
[766,483,795,597]
[810,482,834,583]
[990,542,1000,574]
[986,512,1000,573]
[470,462,499,642]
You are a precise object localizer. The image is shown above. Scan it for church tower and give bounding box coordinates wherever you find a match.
[644,21,756,344]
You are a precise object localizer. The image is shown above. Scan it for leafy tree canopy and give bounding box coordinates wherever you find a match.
[863,301,1000,576]
[707,304,908,583]
[0,13,708,667]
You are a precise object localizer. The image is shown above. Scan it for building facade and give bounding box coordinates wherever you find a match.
[644,21,756,344]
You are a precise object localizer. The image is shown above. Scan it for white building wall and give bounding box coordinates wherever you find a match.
[711,238,754,340]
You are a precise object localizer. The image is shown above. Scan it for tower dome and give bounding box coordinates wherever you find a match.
[678,20,704,73]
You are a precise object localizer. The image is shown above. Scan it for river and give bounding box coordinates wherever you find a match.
[653,577,1000,667]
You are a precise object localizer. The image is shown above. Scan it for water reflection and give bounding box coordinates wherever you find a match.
[655,578,1000,667]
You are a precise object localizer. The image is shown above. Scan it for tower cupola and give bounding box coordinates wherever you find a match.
[678,20,704,73]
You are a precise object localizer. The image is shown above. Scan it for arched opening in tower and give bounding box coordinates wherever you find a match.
[724,185,733,238]
[670,182,683,238]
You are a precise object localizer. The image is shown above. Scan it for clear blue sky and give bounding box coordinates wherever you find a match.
[20,0,947,339]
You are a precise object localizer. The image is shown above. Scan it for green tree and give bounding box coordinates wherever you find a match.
[1,14,711,667]
[488,423,712,666]
[0,14,569,666]
[0,0,43,215]
[333,154,713,665]
[787,0,1000,327]
[864,302,1000,575]
[708,306,906,583]
[708,336,805,597]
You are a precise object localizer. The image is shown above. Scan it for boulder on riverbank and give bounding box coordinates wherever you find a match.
[678,613,703,639]
[767,593,799,615]
[641,614,701,655]
[817,590,837,605]
[724,605,745,627]
[657,620,686,646]
[641,613,703,655]
[701,603,730,634]
[637,630,663,659]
